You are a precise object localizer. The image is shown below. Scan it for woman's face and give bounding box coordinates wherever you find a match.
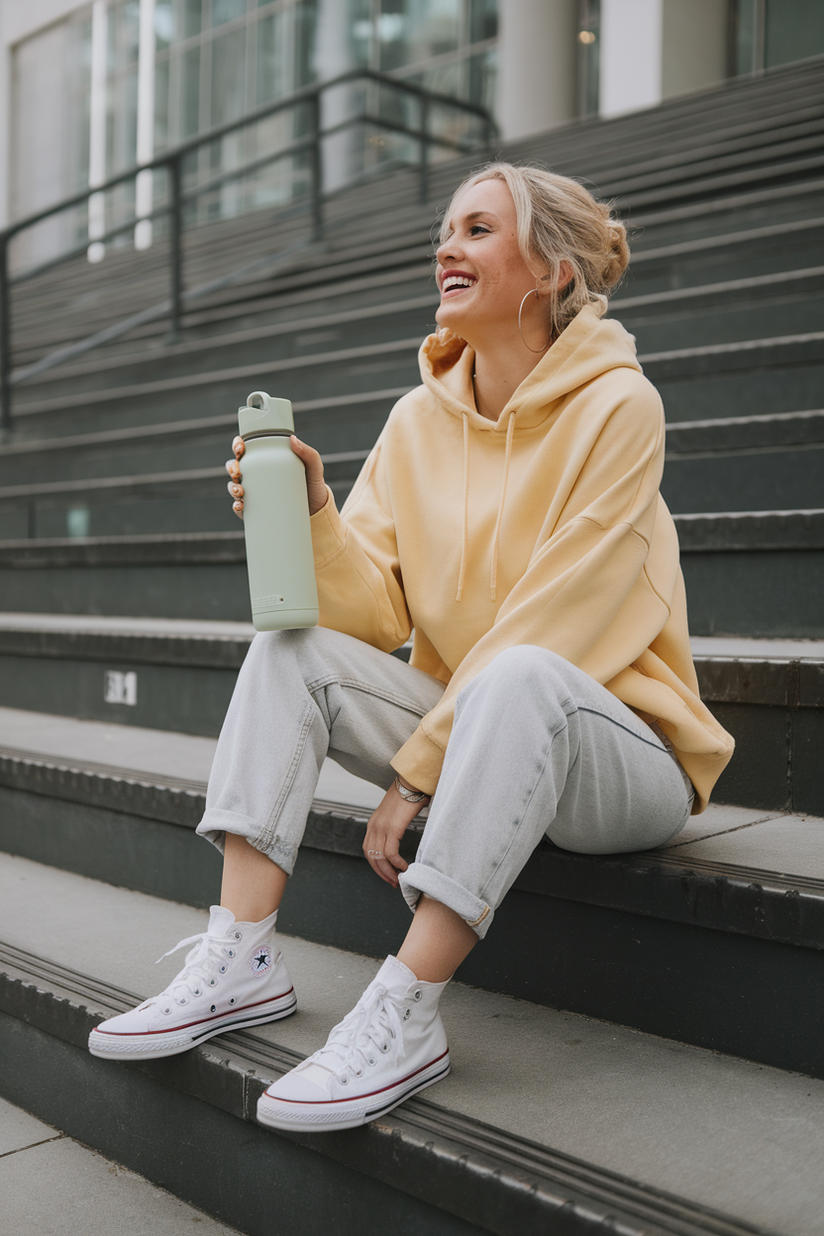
[434,178,544,344]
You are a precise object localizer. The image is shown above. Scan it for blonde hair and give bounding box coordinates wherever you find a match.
[440,162,629,338]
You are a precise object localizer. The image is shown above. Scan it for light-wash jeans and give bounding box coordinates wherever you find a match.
[197,627,693,939]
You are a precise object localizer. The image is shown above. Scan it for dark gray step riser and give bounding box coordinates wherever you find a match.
[2,791,824,1084]
[12,274,436,382]
[622,237,824,292]
[13,311,438,405]
[2,449,821,542]
[661,446,824,514]
[0,549,820,635]
[3,398,823,491]
[6,357,423,441]
[13,197,820,371]
[0,485,357,541]
[682,548,824,637]
[12,280,821,416]
[625,188,824,245]
[0,1016,484,1236]
[655,361,824,421]
[616,295,824,351]
[0,648,819,813]
[7,342,823,445]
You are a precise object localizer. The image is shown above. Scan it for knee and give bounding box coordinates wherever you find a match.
[458,645,576,716]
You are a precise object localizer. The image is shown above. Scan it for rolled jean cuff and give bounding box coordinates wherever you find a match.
[196,809,299,877]
[400,863,494,940]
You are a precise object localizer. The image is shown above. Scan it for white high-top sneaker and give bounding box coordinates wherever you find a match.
[88,905,296,1061]
[256,954,450,1132]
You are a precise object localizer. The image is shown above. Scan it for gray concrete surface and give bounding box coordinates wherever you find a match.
[2,852,824,1236]
[0,704,384,809]
[0,1095,243,1234]
[3,613,822,660]
[2,704,817,849]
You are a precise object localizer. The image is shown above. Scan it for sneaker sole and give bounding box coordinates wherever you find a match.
[88,989,297,1061]
[256,1050,451,1132]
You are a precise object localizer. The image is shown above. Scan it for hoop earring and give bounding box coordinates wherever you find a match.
[518,288,551,354]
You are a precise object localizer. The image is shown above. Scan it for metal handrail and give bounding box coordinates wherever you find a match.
[0,68,495,431]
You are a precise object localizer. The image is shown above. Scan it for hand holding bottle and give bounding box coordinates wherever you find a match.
[226,435,328,519]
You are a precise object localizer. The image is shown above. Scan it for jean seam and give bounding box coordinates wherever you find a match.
[306,672,437,719]
[257,698,317,855]
[476,717,567,907]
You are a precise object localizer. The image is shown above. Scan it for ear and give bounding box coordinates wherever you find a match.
[537,261,574,294]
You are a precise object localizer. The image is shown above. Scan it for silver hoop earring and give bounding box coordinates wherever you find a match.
[518,288,550,354]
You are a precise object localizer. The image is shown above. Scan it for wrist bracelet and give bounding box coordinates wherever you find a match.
[393,775,430,805]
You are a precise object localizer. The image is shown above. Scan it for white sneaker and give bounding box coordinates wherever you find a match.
[88,905,296,1061]
[256,955,450,1132]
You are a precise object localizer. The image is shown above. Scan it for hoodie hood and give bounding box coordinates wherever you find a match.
[419,304,642,432]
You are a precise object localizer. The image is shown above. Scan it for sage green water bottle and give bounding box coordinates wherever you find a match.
[238,390,319,631]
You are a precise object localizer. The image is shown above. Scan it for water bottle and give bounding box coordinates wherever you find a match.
[238,390,319,631]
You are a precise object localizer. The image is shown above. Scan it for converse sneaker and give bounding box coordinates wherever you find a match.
[256,954,450,1132]
[88,905,296,1061]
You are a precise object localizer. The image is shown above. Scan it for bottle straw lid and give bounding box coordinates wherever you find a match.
[238,391,294,436]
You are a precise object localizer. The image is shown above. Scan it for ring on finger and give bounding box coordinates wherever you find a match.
[367,849,384,858]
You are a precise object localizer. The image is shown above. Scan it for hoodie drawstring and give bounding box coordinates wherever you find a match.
[455,412,470,602]
[489,411,515,601]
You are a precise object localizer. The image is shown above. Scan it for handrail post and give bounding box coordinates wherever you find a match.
[168,155,183,341]
[419,94,430,205]
[310,91,323,239]
[0,235,11,435]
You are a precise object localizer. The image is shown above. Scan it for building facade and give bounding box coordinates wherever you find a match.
[2,0,822,260]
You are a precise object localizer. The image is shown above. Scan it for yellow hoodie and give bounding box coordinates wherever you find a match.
[309,305,734,811]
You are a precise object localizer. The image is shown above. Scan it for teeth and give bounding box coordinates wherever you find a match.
[443,275,475,291]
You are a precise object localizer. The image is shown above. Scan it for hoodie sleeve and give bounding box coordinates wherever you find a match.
[391,386,668,794]
[309,437,412,652]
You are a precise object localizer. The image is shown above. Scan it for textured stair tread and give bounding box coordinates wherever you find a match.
[0,851,822,1236]
[0,1096,243,1236]
[0,704,383,812]
[1,613,822,664]
[2,699,824,887]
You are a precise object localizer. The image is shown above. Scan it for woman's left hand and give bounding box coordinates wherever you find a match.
[363,779,429,888]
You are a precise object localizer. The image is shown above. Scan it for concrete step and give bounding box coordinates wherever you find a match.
[11,261,820,433]
[0,507,820,636]
[2,848,824,1235]
[0,1096,244,1235]
[0,606,820,812]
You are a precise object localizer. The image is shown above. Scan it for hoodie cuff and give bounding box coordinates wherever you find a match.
[390,724,445,798]
[309,487,347,567]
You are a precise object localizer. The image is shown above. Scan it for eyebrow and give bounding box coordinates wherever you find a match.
[442,209,500,236]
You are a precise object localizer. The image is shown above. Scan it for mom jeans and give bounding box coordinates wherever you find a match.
[197,627,693,939]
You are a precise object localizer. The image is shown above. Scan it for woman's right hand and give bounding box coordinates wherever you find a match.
[225,434,328,519]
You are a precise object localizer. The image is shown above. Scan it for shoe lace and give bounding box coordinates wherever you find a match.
[153,929,240,1006]
[315,983,405,1081]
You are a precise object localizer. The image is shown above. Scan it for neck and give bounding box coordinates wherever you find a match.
[471,335,552,422]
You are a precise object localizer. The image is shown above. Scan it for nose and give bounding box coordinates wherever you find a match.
[436,233,462,268]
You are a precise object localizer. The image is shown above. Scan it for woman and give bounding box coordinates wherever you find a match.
[88,163,733,1132]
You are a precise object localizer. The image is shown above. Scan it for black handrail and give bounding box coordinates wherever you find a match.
[0,69,495,432]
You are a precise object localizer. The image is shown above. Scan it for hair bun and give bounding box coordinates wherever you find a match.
[601,219,629,289]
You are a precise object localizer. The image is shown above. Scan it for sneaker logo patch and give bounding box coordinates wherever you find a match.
[249,945,273,976]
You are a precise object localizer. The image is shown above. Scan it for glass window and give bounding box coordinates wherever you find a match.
[765,0,824,67]
[212,0,249,28]
[210,27,247,125]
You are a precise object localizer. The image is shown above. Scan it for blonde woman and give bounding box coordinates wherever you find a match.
[89,163,733,1132]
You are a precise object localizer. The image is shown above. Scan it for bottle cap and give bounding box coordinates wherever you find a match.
[238,391,294,436]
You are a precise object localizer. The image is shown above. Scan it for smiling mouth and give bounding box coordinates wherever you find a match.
[441,274,477,295]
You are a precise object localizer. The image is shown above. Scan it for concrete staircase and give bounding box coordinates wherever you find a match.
[2,57,824,1235]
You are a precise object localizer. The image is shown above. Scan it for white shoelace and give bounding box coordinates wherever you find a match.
[152,930,238,1007]
[314,983,405,1081]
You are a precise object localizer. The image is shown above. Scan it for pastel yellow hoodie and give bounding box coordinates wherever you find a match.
[309,305,734,810]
